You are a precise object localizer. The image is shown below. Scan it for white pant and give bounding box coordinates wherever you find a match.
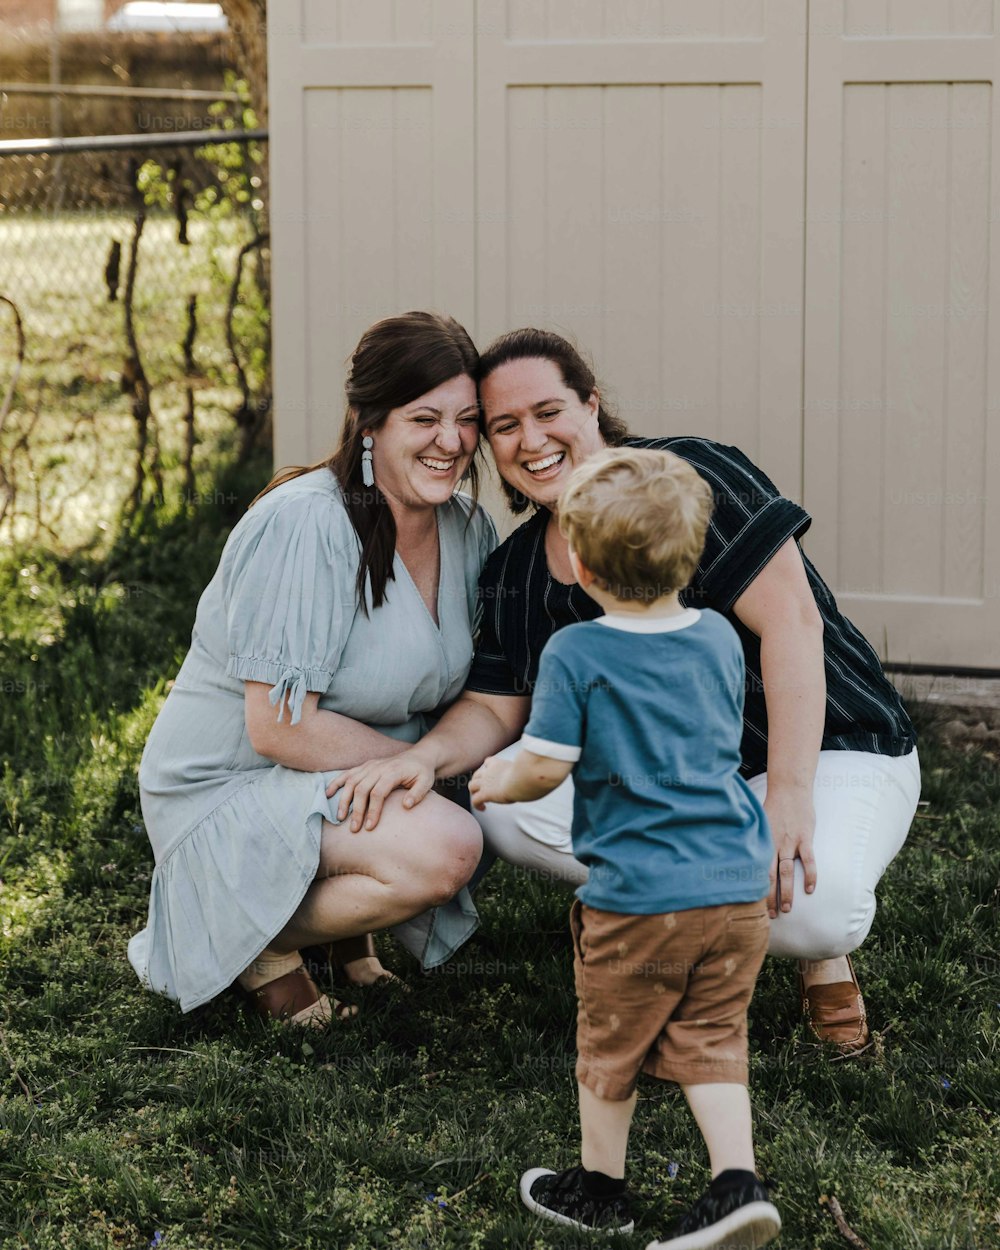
[475,745,921,962]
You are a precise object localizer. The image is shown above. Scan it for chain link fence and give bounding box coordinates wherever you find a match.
[0,128,270,550]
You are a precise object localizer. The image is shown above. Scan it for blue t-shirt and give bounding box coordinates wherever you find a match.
[522,608,772,915]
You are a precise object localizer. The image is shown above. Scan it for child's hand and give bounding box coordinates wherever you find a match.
[469,756,514,810]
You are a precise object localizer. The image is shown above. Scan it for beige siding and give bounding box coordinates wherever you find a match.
[268,0,475,466]
[301,86,436,435]
[477,0,806,490]
[843,0,993,37]
[506,1,765,41]
[269,0,1000,667]
[301,1,434,45]
[804,1,1000,666]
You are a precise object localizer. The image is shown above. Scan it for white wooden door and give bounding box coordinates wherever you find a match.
[804,0,1000,666]
[475,0,807,491]
[267,0,476,466]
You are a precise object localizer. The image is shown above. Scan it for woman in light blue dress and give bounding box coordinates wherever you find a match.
[128,312,497,1026]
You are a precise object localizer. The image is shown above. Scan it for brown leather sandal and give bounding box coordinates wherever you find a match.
[799,954,870,1055]
[242,964,357,1028]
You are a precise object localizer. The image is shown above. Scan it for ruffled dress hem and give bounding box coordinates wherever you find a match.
[128,766,333,1012]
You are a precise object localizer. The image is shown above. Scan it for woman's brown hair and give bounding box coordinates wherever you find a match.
[477,328,631,514]
[251,311,480,612]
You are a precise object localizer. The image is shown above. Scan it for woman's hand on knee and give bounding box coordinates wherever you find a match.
[765,788,818,917]
[329,750,437,831]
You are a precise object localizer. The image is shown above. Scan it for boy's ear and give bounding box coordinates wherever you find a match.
[568,547,593,588]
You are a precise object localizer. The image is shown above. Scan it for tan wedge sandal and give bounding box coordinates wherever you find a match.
[241,963,358,1029]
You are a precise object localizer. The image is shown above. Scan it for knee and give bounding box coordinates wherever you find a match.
[414,808,483,908]
[841,898,877,955]
[768,894,875,961]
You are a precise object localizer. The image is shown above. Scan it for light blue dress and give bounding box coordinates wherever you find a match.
[127,468,497,1011]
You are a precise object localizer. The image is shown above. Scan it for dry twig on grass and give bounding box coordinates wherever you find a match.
[820,1194,871,1249]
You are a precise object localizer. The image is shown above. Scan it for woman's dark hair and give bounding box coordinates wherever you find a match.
[251,310,480,612]
[477,328,631,514]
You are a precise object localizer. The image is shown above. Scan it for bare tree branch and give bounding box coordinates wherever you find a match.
[183,293,198,498]
[0,294,26,529]
[226,231,270,459]
[0,294,25,433]
[122,160,154,515]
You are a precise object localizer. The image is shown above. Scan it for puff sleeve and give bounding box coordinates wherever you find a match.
[221,491,357,726]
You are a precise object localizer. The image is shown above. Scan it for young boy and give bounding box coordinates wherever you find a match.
[469,447,781,1250]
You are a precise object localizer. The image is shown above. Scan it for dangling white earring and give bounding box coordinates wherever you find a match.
[361,435,374,488]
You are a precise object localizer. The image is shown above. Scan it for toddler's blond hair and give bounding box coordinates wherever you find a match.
[558,447,713,603]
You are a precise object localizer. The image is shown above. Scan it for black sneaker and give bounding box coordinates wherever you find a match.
[645,1175,780,1249]
[519,1165,635,1234]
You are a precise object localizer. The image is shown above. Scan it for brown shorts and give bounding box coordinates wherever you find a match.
[570,898,770,1101]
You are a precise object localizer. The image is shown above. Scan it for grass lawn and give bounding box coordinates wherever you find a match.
[0,454,997,1250]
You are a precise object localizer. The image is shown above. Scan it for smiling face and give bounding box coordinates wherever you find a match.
[367,373,480,512]
[480,357,606,510]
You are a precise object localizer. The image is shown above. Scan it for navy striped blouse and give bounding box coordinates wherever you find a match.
[466,436,917,779]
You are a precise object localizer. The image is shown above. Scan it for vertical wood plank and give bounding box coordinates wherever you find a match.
[844,0,890,37]
[659,0,723,40]
[476,0,510,344]
[430,0,476,323]
[882,83,949,596]
[543,87,606,354]
[393,0,432,43]
[723,0,764,39]
[268,8,309,464]
[951,0,993,35]
[602,87,663,434]
[943,81,990,597]
[756,0,806,493]
[337,89,401,334]
[337,0,394,43]
[609,0,666,41]
[506,0,540,41]
[301,90,346,450]
[838,84,888,596]
[393,90,434,310]
[805,0,858,578]
[505,88,549,332]
[984,56,1000,624]
[550,0,607,41]
[718,85,763,453]
[660,86,722,440]
[301,0,338,44]
[886,0,953,36]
